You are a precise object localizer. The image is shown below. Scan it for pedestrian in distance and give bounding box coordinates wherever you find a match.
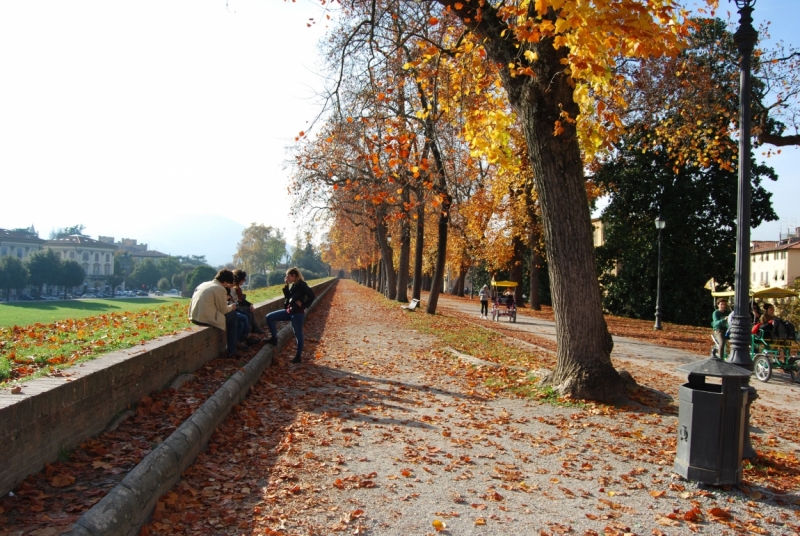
[265,267,316,364]
[188,268,244,359]
[478,284,489,319]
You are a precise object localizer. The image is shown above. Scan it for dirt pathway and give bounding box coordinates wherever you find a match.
[141,281,800,535]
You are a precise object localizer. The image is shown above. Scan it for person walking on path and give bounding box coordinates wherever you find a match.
[265,267,315,364]
[478,284,489,319]
[188,268,243,358]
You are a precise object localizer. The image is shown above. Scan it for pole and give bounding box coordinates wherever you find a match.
[728,0,759,459]
[654,228,663,330]
[727,2,758,369]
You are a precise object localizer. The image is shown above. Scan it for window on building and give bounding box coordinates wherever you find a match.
[82,252,89,262]
[16,248,23,258]
[104,263,111,275]
[93,263,100,275]
[82,263,89,274]
[781,270,785,281]
[105,253,110,262]
[783,251,787,260]
[760,254,764,261]
[70,251,75,259]
[0,247,7,256]
[94,253,99,262]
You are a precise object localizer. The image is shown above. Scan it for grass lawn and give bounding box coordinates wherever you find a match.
[0,297,187,328]
[0,279,332,384]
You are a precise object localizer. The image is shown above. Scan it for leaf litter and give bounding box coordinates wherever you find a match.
[1,280,798,535]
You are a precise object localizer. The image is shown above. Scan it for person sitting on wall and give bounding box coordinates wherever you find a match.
[188,268,244,358]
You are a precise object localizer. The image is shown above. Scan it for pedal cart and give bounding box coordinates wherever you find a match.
[710,286,799,383]
[490,280,517,322]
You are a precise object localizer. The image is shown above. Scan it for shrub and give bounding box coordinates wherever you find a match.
[250,274,267,289]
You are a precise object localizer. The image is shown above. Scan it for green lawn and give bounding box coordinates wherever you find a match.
[0,297,188,328]
[0,278,330,329]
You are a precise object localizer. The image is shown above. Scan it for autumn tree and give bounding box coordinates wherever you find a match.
[234,224,287,276]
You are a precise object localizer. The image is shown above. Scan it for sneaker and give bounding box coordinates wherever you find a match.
[265,337,278,346]
[245,337,260,346]
[290,356,302,364]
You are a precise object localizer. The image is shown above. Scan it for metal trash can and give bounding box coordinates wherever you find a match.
[673,358,751,485]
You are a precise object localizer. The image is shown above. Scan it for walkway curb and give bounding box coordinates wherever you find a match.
[64,280,337,536]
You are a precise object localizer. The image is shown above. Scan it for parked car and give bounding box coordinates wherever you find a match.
[136,290,148,296]
[18,295,35,301]
[154,290,163,296]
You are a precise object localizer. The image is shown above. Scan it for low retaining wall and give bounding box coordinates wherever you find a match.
[0,279,336,496]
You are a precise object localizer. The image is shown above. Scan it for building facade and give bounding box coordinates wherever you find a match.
[0,227,45,260]
[46,235,119,281]
[751,228,800,289]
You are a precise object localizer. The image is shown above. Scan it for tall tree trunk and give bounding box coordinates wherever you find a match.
[376,217,397,300]
[452,269,467,296]
[412,189,424,301]
[529,223,543,310]
[441,0,622,400]
[397,188,411,302]
[426,192,450,314]
[511,233,525,305]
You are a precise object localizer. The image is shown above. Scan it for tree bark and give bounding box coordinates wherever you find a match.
[376,217,397,300]
[412,189,424,301]
[426,192,451,314]
[435,0,622,401]
[510,233,525,305]
[397,188,411,302]
[529,222,542,310]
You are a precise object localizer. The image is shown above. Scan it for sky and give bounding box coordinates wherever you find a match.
[0,0,798,265]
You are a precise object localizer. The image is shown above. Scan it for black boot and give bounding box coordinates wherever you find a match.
[265,337,278,346]
[290,355,302,364]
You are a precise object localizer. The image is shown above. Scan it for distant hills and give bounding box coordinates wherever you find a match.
[139,215,246,267]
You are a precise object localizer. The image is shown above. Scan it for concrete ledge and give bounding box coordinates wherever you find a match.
[0,279,336,497]
[63,279,337,536]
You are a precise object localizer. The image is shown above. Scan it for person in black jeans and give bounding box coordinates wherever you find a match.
[265,267,315,364]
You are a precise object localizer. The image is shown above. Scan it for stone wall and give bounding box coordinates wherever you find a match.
[0,279,336,496]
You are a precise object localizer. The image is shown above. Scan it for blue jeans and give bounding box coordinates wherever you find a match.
[236,311,250,338]
[225,311,245,353]
[266,309,305,357]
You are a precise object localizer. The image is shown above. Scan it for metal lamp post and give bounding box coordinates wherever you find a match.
[727,0,758,370]
[654,215,666,331]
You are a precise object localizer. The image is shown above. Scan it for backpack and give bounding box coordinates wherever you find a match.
[773,318,796,341]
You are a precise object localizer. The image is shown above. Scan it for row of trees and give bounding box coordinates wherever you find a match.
[233,225,330,285]
[0,251,89,300]
[287,0,798,402]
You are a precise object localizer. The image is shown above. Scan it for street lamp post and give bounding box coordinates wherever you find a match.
[728,0,759,460]
[727,0,758,370]
[654,215,666,331]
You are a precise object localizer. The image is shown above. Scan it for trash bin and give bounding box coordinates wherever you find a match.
[673,358,751,485]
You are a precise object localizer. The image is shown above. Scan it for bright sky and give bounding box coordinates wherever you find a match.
[0,0,798,256]
[0,0,332,250]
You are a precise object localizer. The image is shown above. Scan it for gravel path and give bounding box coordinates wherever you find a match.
[141,281,800,535]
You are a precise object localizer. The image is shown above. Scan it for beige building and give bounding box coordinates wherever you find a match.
[46,235,118,280]
[751,228,800,289]
[591,218,606,247]
[0,227,45,260]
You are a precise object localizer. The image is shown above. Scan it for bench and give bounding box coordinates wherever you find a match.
[402,299,420,311]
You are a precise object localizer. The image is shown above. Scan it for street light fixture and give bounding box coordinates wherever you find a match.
[654,215,666,331]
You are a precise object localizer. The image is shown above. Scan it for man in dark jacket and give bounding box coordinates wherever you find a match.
[265,267,315,364]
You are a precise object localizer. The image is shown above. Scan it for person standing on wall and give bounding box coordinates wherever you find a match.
[188,269,243,358]
[265,267,315,364]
